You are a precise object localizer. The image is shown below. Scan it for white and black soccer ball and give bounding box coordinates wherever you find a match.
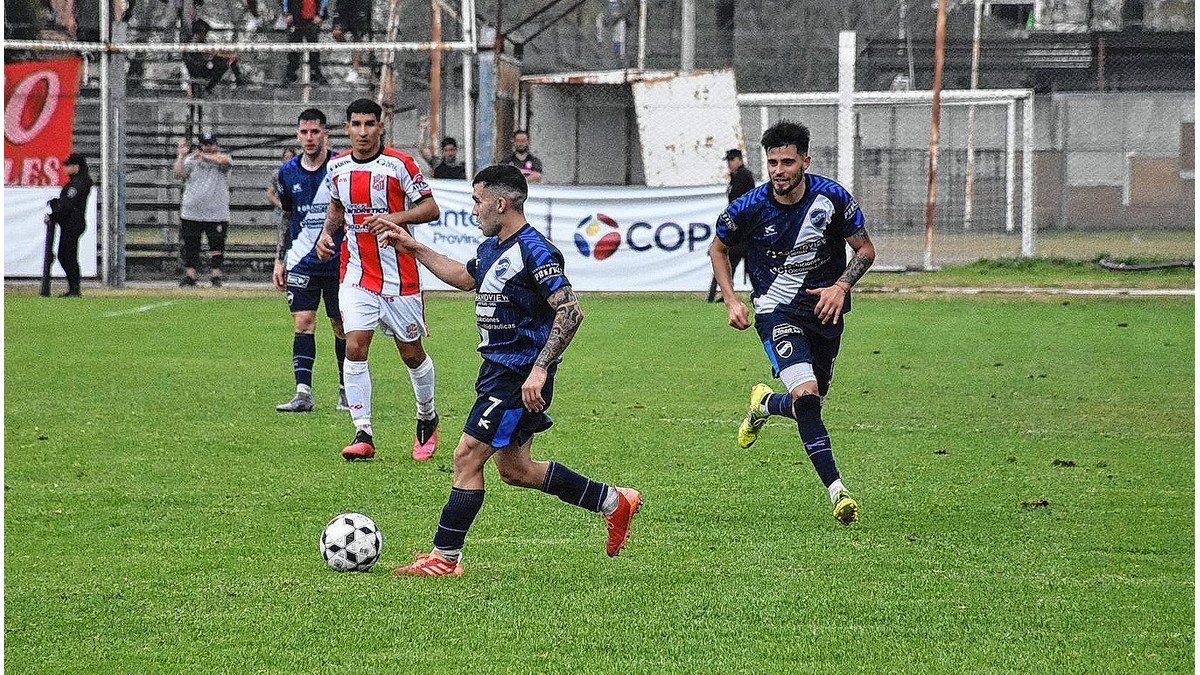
[319,513,383,572]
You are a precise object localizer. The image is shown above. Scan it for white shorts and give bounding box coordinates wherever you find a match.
[339,284,427,342]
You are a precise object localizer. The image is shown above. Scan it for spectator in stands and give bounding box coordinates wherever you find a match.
[43,154,93,298]
[419,116,467,178]
[501,129,543,183]
[283,0,330,85]
[707,148,756,302]
[331,0,372,84]
[267,148,297,210]
[184,19,244,96]
[174,132,233,287]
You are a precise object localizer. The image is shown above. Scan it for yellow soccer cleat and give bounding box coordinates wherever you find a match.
[737,383,776,449]
[833,490,859,525]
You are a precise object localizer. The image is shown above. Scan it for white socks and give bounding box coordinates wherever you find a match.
[297,383,312,396]
[343,358,372,433]
[827,479,846,504]
[600,487,619,516]
[408,356,436,418]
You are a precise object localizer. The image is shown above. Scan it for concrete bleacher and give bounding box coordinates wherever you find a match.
[74,79,443,280]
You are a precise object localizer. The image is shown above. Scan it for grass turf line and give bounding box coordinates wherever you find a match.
[4,293,1194,673]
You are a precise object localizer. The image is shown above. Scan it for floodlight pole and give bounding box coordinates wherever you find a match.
[924,0,948,271]
[837,31,856,192]
[637,0,647,70]
[680,0,695,70]
[430,0,443,149]
[964,0,983,231]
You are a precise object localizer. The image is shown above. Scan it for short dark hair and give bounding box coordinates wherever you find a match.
[761,120,810,155]
[441,137,458,148]
[472,164,528,211]
[298,108,327,126]
[345,98,383,122]
[512,129,529,139]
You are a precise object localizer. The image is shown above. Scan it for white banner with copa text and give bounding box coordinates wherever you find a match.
[3,186,99,277]
[417,179,750,292]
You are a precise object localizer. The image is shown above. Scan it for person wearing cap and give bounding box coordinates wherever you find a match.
[174,133,233,287]
[43,153,93,297]
[707,149,757,302]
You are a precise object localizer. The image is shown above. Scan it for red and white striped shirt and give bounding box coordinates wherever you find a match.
[326,147,434,296]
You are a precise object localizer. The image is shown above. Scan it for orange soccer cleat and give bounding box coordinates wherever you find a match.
[603,487,642,557]
[392,549,464,577]
[412,414,439,461]
[341,429,376,461]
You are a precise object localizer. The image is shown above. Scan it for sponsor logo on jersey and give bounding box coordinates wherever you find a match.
[287,272,310,287]
[533,263,564,283]
[845,199,859,219]
[292,183,303,193]
[718,211,737,233]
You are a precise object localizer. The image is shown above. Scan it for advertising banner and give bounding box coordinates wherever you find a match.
[4,186,99,277]
[4,57,82,186]
[419,179,748,292]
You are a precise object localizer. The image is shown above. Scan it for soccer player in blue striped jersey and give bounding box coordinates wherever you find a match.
[273,108,349,413]
[710,120,876,525]
[379,165,641,576]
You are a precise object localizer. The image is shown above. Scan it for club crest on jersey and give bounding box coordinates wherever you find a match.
[775,341,794,358]
[372,174,385,191]
[810,210,828,226]
[404,323,420,339]
[494,257,511,278]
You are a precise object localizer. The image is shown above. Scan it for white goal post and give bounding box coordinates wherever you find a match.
[737,32,1036,265]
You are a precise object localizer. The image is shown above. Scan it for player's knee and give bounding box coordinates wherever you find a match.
[396,339,427,368]
[789,381,820,400]
[452,441,487,477]
[293,313,316,333]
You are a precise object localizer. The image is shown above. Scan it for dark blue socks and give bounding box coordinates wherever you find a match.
[334,336,347,386]
[793,394,840,488]
[765,393,796,419]
[433,487,485,552]
[541,462,609,513]
[293,332,315,388]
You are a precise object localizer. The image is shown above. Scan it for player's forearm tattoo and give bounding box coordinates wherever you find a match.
[837,228,875,289]
[534,285,583,369]
[276,211,290,261]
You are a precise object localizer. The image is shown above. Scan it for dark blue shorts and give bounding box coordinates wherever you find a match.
[286,272,340,319]
[463,360,556,449]
[754,311,843,396]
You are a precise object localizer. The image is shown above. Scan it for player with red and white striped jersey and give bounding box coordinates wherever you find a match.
[317,98,442,463]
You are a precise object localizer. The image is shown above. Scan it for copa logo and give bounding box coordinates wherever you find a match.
[573,213,715,262]
[574,213,622,261]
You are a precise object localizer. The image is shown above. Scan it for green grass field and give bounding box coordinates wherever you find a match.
[4,291,1194,673]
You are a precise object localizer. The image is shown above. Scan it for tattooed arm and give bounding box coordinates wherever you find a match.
[272,210,291,291]
[521,285,584,412]
[806,227,876,325]
[837,227,876,290]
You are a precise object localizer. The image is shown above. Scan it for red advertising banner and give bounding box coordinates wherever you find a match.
[4,57,82,186]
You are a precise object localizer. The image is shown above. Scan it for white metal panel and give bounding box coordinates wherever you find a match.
[632,70,744,187]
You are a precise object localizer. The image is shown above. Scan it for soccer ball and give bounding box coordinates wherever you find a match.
[319,512,383,572]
